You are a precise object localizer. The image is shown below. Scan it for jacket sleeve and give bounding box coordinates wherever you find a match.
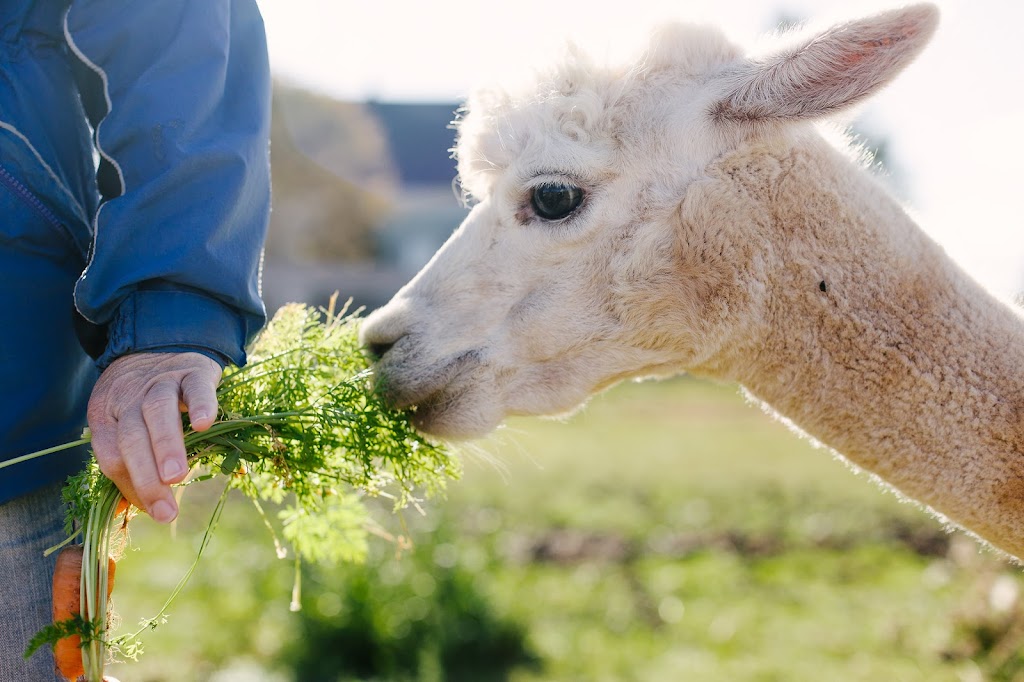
[64,0,271,368]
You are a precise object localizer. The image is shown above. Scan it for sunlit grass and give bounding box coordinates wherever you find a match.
[106,375,1024,681]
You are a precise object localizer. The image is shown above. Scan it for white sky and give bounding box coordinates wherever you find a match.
[256,0,1024,297]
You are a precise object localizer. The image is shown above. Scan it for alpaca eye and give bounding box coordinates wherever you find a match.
[530,183,584,221]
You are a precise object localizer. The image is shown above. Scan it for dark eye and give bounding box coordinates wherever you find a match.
[530,183,584,221]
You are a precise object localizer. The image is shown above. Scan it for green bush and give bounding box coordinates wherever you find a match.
[283,525,539,682]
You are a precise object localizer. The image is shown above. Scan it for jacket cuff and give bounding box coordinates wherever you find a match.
[96,289,248,370]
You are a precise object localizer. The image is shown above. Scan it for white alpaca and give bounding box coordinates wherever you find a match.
[360,5,1024,560]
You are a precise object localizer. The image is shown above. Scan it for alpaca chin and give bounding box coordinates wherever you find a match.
[407,384,504,441]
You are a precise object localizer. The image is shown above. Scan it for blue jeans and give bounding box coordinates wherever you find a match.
[0,481,67,681]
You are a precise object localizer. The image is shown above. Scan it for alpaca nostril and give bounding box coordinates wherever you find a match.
[359,308,407,362]
[366,340,395,362]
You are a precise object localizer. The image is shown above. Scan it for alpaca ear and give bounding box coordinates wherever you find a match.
[712,4,939,123]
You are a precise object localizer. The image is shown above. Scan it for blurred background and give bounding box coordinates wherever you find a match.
[108,1,1024,680]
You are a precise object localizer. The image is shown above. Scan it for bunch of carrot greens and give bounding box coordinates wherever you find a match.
[13,298,459,681]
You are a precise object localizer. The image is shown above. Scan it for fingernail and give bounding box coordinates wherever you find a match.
[162,459,187,481]
[151,500,177,524]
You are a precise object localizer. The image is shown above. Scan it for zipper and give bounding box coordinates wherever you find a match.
[0,163,81,250]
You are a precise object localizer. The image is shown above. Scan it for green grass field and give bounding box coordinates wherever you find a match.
[104,376,1024,681]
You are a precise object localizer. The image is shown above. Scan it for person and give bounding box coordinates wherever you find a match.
[0,1,272,679]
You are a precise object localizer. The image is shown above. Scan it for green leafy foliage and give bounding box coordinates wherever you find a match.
[283,530,539,682]
[24,300,459,679]
[279,493,369,567]
[23,614,98,660]
[58,300,458,567]
[204,300,459,559]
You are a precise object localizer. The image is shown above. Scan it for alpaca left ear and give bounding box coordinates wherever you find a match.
[712,4,939,123]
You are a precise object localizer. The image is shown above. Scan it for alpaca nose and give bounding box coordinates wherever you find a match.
[359,308,408,361]
[366,339,395,362]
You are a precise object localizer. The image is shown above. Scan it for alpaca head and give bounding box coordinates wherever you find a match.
[360,4,939,439]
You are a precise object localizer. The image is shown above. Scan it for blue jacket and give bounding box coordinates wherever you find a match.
[0,0,271,502]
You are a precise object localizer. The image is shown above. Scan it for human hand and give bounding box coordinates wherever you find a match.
[87,352,222,523]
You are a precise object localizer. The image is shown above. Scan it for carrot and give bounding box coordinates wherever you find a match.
[51,546,117,681]
[115,497,131,516]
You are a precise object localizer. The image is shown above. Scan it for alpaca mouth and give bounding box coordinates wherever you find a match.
[406,388,465,433]
[372,348,483,413]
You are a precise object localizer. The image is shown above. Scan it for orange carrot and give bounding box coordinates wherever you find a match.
[51,546,117,681]
[115,496,131,517]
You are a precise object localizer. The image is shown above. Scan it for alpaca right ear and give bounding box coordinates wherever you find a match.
[712,4,939,123]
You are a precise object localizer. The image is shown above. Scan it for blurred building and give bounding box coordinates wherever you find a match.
[366,101,471,275]
[261,84,468,314]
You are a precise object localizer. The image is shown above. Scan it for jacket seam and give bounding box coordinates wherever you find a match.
[63,7,127,326]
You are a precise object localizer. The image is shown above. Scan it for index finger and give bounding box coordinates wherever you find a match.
[141,379,190,486]
[181,356,222,431]
[119,404,178,523]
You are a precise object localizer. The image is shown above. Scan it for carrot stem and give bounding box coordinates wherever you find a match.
[43,532,81,558]
[290,553,302,612]
[79,481,122,681]
[0,437,91,469]
[120,478,231,642]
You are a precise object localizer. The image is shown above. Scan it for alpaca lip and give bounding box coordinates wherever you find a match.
[382,380,446,413]
[407,390,455,429]
[373,348,482,412]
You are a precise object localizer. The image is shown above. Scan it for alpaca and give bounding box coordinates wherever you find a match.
[359,4,1024,560]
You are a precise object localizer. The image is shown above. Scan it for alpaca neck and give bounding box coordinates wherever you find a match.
[714,137,1024,558]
